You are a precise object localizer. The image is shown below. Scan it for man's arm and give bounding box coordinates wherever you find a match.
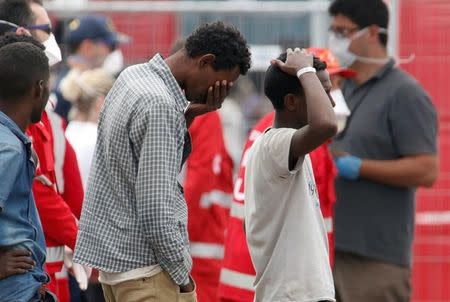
[33,180,78,250]
[135,102,191,287]
[0,144,23,207]
[360,155,438,187]
[335,78,438,188]
[272,48,337,168]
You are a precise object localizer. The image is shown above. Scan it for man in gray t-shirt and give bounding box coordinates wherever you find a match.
[328,1,438,302]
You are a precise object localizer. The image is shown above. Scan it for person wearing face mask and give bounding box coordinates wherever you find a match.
[0,2,88,301]
[52,15,126,122]
[327,1,438,301]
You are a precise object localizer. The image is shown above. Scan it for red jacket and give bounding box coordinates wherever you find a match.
[218,112,336,301]
[27,111,83,275]
[183,112,234,302]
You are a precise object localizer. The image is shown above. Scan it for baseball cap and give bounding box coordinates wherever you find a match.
[307,47,357,78]
[65,15,129,47]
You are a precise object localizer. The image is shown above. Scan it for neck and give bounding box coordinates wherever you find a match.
[273,111,305,130]
[351,47,388,85]
[165,50,190,90]
[0,102,30,132]
[73,111,97,123]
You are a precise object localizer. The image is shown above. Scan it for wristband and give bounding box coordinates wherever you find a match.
[296,66,316,79]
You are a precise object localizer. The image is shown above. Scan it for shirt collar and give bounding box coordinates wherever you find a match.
[0,111,31,145]
[372,58,395,80]
[345,58,395,93]
[148,54,188,113]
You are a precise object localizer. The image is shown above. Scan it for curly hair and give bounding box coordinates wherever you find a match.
[264,53,328,110]
[185,21,251,75]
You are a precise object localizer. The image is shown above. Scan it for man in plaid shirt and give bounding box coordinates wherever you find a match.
[74,22,251,302]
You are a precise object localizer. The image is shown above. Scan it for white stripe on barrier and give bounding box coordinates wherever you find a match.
[416,211,450,225]
[46,246,64,263]
[200,190,232,209]
[220,268,255,291]
[324,217,333,233]
[230,201,245,220]
[190,242,224,260]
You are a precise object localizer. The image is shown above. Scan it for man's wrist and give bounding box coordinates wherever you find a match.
[336,155,362,180]
[182,275,190,286]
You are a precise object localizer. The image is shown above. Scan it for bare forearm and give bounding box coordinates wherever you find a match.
[360,156,438,187]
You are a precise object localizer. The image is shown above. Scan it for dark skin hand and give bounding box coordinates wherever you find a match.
[179,275,195,293]
[185,80,233,129]
[0,248,35,279]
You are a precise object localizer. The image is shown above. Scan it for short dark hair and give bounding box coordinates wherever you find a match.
[264,53,327,110]
[0,0,34,36]
[0,38,49,100]
[29,0,43,5]
[185,21,251,75]
[329,0,389,46]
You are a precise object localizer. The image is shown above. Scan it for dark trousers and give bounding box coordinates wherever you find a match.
[334,251,411,302]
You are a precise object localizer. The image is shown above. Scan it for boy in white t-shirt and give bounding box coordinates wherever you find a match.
[244,48,338,302]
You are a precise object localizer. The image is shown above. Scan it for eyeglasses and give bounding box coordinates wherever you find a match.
[1,21,52,35]
[25,24,52,35]
[328,26,360,39]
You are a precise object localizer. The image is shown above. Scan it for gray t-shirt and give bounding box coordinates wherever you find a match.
[331,60,438,268]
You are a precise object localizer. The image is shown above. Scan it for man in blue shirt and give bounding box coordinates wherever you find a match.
[0,36,52,301]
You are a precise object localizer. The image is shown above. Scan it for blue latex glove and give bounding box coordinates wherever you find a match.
[335,155,362,180]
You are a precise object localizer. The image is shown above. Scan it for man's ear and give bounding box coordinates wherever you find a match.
[34,80,44,99]
[198,54,216,69]
[284,94,297,112]
[15,27,32,36]
[367,25,382,44]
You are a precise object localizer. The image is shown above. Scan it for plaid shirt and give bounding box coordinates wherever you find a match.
[74,54,192,285]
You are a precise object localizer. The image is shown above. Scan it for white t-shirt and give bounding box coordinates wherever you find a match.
[65,121,98,189]
[244,128,335,302]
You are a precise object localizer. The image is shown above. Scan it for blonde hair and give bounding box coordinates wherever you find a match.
[60,68,115,118]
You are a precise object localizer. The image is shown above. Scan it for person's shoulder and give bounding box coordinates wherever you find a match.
[0,125,23,153]
[263,128,296,141]
[120,63,167,93]
[258,128,295,155]
[388,67,428,95]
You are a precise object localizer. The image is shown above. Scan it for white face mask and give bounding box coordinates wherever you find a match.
[330,89,350,134]
[43,34,62,67]
[329,27,390,67]
[102,49,124,76]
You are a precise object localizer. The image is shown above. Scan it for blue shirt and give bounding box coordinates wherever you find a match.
[0,111,48,302]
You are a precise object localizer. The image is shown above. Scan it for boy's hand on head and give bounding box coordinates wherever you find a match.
[271,48,313,76]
